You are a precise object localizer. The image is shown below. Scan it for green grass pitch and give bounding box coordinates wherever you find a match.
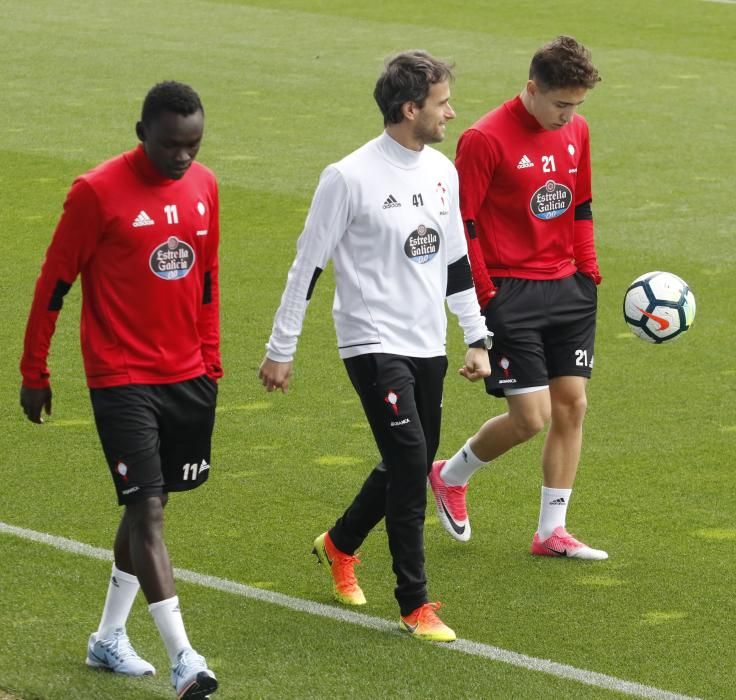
[1,1,735,698]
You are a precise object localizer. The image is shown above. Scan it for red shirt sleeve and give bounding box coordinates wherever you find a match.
[455,128,497,307]
[20,179,103,388]
[572,129,601,284]
[197,181,223,379]
[573,219,601,284]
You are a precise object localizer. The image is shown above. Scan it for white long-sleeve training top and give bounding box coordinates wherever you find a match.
[266,131,487,362]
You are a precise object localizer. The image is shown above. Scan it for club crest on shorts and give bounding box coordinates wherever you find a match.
[150,236,196,280]
[115,462,129,482]
[497,356,516,384]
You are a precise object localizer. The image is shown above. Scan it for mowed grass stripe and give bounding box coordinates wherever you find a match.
[0,522,700,700]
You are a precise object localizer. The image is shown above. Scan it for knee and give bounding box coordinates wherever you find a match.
[510,408,549,441]
[125,496,165,535]
[554,394,588,427]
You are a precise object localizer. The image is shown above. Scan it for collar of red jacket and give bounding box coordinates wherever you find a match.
[130,143,176,185]
[508,95,545,132]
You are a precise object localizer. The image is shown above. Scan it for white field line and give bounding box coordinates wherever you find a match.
[701,0,736,4]
[1,521,700,700]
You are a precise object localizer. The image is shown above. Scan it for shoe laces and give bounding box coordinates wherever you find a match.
[175,648,206,675]
[547,527,584,548]
[333,552,361,588]
[555,527,575,540]
[103,628,139,660]
[413,601,444,626]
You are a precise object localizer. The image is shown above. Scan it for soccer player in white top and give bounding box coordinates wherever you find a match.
[259,50,492,642]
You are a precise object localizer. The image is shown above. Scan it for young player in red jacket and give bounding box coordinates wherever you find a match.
[430,36,608,560]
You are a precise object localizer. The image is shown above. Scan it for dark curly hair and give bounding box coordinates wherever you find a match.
[529,36,601,91]
[374,50,454,126]
[141,81,203,125]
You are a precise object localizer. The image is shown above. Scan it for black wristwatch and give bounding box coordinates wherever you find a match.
[469,332,493,350]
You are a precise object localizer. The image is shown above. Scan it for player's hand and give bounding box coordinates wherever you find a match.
[20,385,53,424]
[258,356,293,393]
[458,347,491,382]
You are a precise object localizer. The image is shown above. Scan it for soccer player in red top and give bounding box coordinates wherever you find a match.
[429,36,608,560]
[20,81,221,698]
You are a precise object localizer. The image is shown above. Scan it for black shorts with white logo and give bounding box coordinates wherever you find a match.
[482,272,597,398]
[90,374,218,505]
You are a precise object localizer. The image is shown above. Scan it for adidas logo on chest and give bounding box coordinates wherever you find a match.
[132,210,155,227]
[382,194,401,209]
[516,155,534,169]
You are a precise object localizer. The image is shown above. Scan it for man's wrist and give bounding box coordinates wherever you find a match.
[468,332,493,350]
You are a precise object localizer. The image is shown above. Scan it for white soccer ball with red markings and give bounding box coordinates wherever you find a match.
[623,271,696,343]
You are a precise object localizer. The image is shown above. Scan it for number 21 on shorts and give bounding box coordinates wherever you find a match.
[575,349,593,368]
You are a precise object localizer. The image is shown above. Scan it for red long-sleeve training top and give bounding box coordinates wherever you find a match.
[21,145,222,389]
[455,96,600,308]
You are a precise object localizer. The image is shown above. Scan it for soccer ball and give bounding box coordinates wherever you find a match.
[623,271,696,343]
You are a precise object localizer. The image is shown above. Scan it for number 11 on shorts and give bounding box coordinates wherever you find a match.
[182,460,209,480]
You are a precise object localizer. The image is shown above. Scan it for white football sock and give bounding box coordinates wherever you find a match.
[537,486,572,539]
[97,564,140,639]
[149,595,191,664]
[440,439,486,486]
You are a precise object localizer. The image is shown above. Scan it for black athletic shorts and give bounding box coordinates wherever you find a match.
[482,272,597,398]
[90,374,218,505]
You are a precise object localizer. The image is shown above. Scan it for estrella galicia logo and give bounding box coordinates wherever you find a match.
[150,236,196,280]
[530,180,572,220]
[404,224,440,264]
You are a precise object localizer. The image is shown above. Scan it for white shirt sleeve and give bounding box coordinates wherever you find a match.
[266,166,351,362]
[444,165,488,345]
[447,286,488,346]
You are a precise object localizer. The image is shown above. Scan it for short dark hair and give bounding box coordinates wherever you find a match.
[141,81,203,125]
[529,36,600,91]
[373,50,454,126]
